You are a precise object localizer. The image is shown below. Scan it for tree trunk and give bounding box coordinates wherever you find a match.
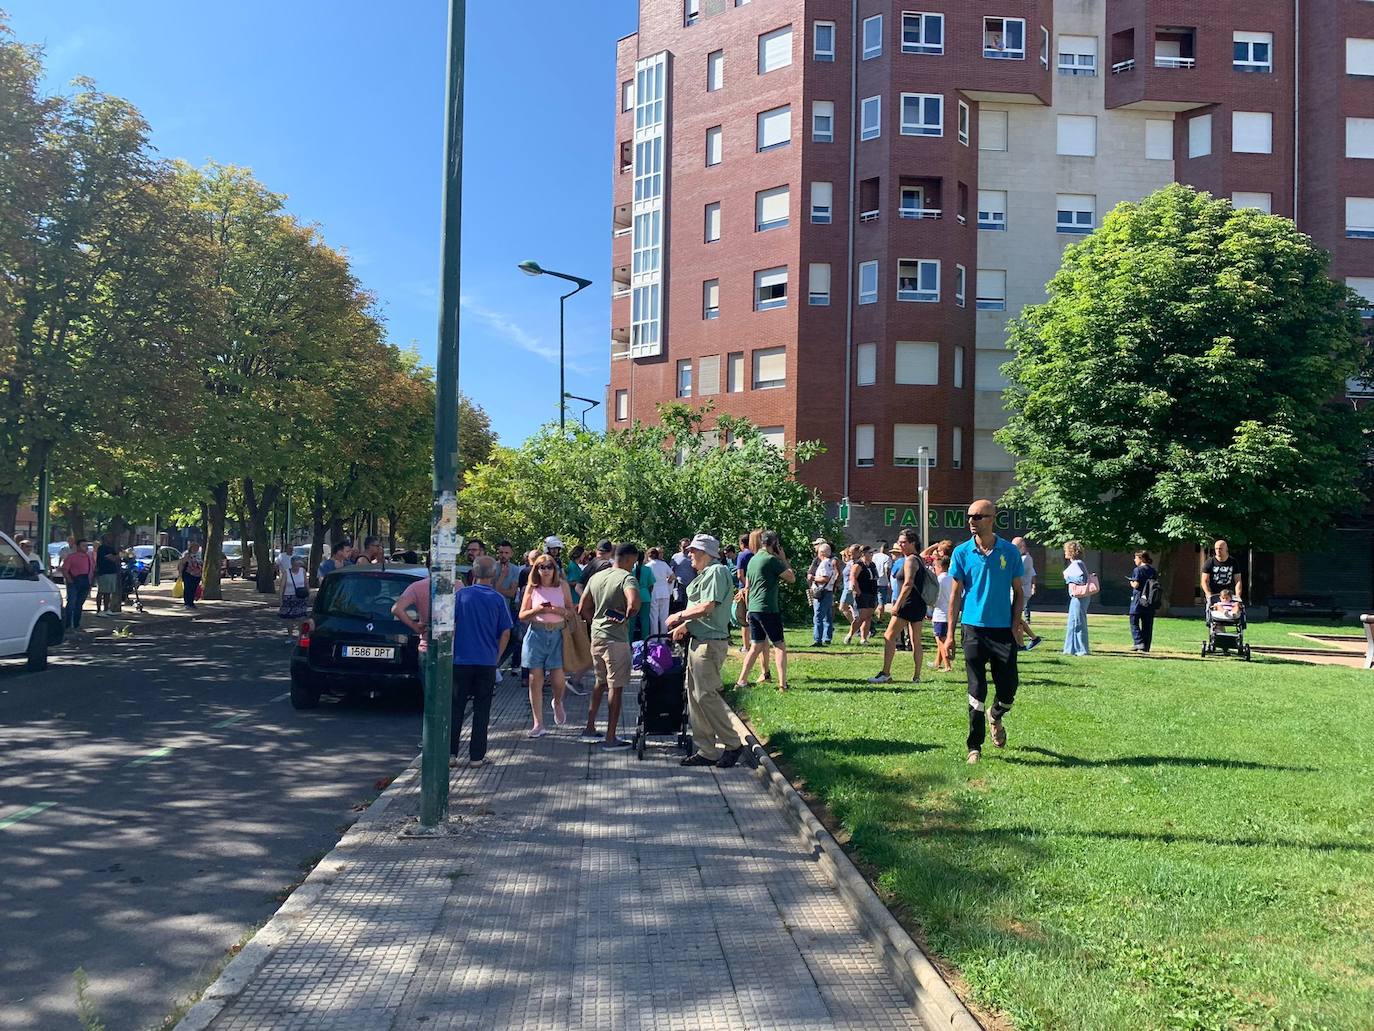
[65,504,85,542]
[109,514,127,547]
[310,484,326,588]
[387,509,397,555]
[244,477,282,594]
[1155,544,1177,617]
[203,482,228,601]
[0,491,18,537]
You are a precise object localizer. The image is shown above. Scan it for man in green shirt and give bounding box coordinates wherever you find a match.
[666,533,751,769]
[737,529,796,692]
[576,542,641,750]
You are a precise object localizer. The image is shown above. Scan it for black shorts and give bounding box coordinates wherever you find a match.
[747,611,786,646]
[857,593,878,611]
[895,597,926,624]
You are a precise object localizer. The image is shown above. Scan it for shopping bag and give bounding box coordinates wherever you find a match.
[562,618,592,674]
[195,582,205,601]
[172,578,184,599]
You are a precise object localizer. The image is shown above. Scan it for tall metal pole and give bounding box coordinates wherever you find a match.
[918,446,930,545]
[151,514,160,586]
[419,0,467,829]
[36,463,50,560]
[559,291,567,431]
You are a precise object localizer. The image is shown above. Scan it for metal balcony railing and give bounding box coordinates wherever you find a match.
[1111,59,1136,74]
[1154,55,1195,69]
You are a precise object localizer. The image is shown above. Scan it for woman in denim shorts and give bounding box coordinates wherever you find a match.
[518,555,577,737]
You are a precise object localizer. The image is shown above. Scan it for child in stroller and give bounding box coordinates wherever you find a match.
[1203,590,1249,659]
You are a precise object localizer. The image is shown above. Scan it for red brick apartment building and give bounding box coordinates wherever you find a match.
[606,1,1374,610]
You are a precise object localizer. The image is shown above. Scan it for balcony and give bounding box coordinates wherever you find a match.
[611,324,630,360]
[1106,25,1208,111]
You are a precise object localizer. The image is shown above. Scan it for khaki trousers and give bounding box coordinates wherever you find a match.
[685,638,741,759]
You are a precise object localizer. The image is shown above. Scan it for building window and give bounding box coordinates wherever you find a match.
[897,259,939,302]
[759,26,793,74]
[1041,26,1050,68]
[976,269,1006,311]
[1189,114,1212,158]
[954,346,965,388]
[855,424,875,467]
[1058,34,1097,75]
[1232,111,1273,154]
[958,100,970,145]
[1233,192,1272,214]
[706,125,723,166]
[1146,119,1173,159]
[977,190,1007,231]
[752,347,786,389]
[980,109,1008,151]
[900,186,925,217]
[860,96,881,140]
[895,341,939,385]
[1057,114,1096,156]
[633,137,662,202]
[856,343,876,385]
[757,105,792,151]
[699,354,721,396]
[811,181,833,224]
[755,185,790,231]
[621,80,634,111]
[812,100,834,143]
[705,201,721,243]
[984,17,1026,60]
[1056,194,1095,234]
[955,264,966,307]
[1347,197,1374,238]
[676,359,692,398]
[900,93,943,136]
[759,426,785,449]
[1348,38,1374,77]
[703,279,720,319]
[685,0,701,27]
[1349,118,1374,158]
[615,389,628,421]
[1348,278,1374,317]
[631,212,661,280]
[634,55,665,132]
[631,283,661,349]
[707,49,724,91]
[754,266,788,311]
[1234,32,1273,73]
[952,426,963,469]
[814,21,836,61]
[902,12,943,55]
[808,262,831,305]
[727,351,744,392]
[862,15,882,59]
[894,424,937,467]
[858,260,878,304]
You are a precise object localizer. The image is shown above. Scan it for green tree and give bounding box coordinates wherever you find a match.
[999,184,1369,595]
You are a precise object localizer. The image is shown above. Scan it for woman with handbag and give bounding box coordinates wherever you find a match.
[278,555,310,638]
[518,554,577,737]
[1062,540,1096,655]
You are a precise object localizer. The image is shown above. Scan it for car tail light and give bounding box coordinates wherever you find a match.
[298,620,312,649]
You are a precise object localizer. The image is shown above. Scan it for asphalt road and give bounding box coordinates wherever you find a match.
[0,584,423,1030]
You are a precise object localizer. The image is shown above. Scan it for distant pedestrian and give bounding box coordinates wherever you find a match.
[1012,537,1038,625]
[1062,540,1092,656]
[177,541,204,610]
[278,556,310,636]
[1129,549,1159,653]
[577,542,641,750]
[518,554,576,737]
[737,530,794,692]
[931,553,954,672]
[632,549,655,641]
[462,538,486,586]
[318,540,351,577]
[60,537,94,629]
[734,534,754,653]
[493,541,522,672]
[872,540,892,621]
[583,539,614,581]
[646,546,673,636]
[669,538,695,613]
[837,545,857,625]
[95,534,121,616]
[869,529,927,683]
[667,534,749,769]
[809,541,838,646]
[451,555,512,768]
[354,536,385,566]
[846,546,878,645]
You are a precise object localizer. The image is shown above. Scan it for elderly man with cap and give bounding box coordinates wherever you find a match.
[666,534,750,768]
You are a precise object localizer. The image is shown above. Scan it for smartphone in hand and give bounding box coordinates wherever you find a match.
[606,608,627,623]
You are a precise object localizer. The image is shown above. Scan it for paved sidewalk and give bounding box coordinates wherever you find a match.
[198,679,928,1030]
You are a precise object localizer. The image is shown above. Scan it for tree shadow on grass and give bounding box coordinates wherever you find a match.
[1004,745,1316,773]
[933,821,1374,855]
[765,729,940,758]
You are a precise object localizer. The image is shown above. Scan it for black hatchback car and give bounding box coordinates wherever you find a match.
[289,566,426,709]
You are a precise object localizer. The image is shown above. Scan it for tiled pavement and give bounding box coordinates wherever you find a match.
[205,676,926,1030]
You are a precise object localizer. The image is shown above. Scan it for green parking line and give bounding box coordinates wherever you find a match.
[212,714,250,729]
[127,746,174,767]
[0,802,57,830]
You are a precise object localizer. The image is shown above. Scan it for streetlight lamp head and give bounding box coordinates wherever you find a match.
[517,260,544,277]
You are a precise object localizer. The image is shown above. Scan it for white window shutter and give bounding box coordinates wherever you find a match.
[1232,111,1272,154]
[1146,119,1173,159]
[894,341,939,384]
[1189,114,1212,158]
[758,106,792,148]
[856,342,876,385]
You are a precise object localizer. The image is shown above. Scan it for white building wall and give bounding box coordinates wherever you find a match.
[970,0,1177,498]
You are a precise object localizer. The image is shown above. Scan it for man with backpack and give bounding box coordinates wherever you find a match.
[1129,550,1160,652]
[869,528,937,684]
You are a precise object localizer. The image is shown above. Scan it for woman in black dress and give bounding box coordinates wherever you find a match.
[847,546,880,645]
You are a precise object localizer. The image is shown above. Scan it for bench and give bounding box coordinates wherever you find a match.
[1267,594,1345,620]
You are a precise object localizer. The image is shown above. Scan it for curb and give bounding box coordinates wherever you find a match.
[725,707,984,1031]
[174,758,422,1031]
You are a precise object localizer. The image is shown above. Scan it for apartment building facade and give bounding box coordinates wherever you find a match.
[608,0,1374,607]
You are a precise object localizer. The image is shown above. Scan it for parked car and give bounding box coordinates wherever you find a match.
[288,566,425,709]
[129,545,184,585]
[0,530,64,670]
[46,542,67,583]
[221,540,253,578]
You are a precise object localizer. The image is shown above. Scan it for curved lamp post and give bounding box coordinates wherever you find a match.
[518,260,592,430]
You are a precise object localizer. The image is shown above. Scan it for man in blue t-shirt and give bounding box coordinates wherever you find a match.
[945,499,1029,764]
[451,555,512,768]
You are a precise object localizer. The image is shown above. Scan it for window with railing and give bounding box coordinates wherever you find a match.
[1154,28,1196,69]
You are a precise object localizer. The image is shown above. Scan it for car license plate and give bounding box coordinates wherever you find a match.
[343,646,394,659]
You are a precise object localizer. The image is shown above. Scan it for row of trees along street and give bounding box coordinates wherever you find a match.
[0,16,493,598]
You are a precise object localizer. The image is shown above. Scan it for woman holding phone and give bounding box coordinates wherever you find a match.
[519,554,577,737]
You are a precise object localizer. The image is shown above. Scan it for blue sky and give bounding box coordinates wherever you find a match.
[8,0,637,446]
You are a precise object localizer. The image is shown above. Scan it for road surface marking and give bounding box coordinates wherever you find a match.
[127,746,174,767]
[212,714,250,729]
[0,802,57,830]
[270,692,291,703]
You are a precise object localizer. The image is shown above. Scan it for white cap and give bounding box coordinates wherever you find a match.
[544,536,564,549]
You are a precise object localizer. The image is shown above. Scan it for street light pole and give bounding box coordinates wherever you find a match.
[517,260,592,430]
[563,392,601,430]
[418,0,467,831]
[917,446,930,545]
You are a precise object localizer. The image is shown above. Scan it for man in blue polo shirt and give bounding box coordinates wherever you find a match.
[451,555,512,769]
[944,499,1029,764]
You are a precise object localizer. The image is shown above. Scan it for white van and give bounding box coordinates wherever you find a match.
[0,530,64,670]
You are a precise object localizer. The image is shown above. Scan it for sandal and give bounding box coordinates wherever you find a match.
[733,680,749,689]
[776,682,789,693]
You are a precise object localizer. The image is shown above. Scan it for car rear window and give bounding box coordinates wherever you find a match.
[316,574,416,619]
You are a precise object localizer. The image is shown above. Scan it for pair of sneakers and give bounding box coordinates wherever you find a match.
[967,711,1008,763]
[681,746,747,768]
[867,671,919,684]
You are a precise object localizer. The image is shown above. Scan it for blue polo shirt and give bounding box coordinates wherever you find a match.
[949,535,1023,628]
[453,583,513,666]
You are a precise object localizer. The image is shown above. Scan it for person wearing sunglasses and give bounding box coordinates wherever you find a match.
[518,555,577,737]
[944,500,1031,764]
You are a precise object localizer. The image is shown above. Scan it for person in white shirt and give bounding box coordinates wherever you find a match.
[645,546,674,636]
[1012,537,1037,625]
[872,540,892,622]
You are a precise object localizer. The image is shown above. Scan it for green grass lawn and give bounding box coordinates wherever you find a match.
[729,616,1374,1031]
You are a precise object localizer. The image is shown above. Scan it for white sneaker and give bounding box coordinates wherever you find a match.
[868,672,892,684]
[966,749,981,765]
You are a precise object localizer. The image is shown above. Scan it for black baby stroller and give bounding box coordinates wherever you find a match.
[632,634,692,760]
[121,555,145,613]
[1203,599,1250,660]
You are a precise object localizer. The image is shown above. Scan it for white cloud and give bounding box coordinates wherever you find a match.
[460,294,560,364]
